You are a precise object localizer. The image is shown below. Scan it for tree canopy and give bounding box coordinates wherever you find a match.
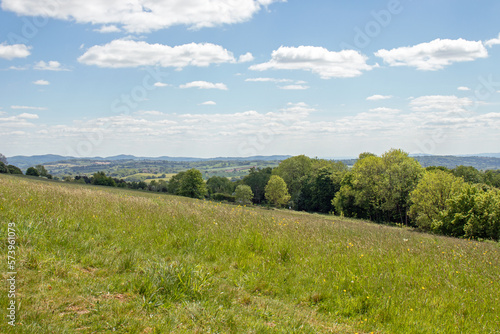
[265,175,291,207]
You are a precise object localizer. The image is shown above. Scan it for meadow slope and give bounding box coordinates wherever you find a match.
[0,174,499,333]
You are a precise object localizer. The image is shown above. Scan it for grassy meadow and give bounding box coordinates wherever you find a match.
[0,174,499,333]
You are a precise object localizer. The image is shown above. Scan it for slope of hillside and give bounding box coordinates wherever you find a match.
[0,174,498,333]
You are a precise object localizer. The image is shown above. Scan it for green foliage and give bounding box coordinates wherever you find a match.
[26,166,40,176]
[265,175,291,207]
[484,170,500,188]
[0,153,7,164]
[273,155,313,206]
[212,193,236,202]
[435,184,500,240]
[425,165,451,173]
[452,165,484,184]
[334,149,424,224]
[167,171,185,194]
[242,167,272,203]
[7,165,23,174]
[358,152,376,160]
[409,170,465,231]
[206,176,235,195]
[92,171,117,187]
[297,163,347,213]
[234,184,253,204]
[35,164,50,177]
[0,161,8,174]
[178,168,207,199]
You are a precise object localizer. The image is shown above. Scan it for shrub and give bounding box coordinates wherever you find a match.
[212,193,236,202]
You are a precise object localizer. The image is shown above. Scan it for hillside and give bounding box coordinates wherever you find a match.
[0,174,499,333]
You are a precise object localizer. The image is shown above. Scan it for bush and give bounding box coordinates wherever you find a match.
[0,162,8,174]
[7,165,23,174]
[212,193,236,202]
[26,167,40,176]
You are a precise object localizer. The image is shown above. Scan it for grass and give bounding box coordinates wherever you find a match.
[0,173,499,333]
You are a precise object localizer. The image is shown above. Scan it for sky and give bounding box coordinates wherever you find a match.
[1,0,500,158]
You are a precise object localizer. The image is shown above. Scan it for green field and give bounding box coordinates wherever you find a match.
[1,174,499,333]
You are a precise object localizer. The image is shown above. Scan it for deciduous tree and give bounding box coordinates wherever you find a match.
[265,175,291,207]
[235,185,253,204]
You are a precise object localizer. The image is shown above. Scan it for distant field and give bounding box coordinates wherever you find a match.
[37,159,280,181]
[122,173,177,183]
[0,174,499,333]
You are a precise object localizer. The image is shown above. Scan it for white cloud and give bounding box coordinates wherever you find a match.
[78,39,240,68]
[245,77,293,83]
[457,86,470,91]
[94,25,121,33]
[238,52,254,63]
[11,105,47,110]
[200,101,217,105]
[0,112,39,130]
[33,79,50,85]
[250,46,374,78]
[180,81,228,90]
[0,43,31,60]
[1,0,284,33]
[3,100,500,157]
[18,113,39,119]
[368,107,400,113]
[34,60,68,71]
[135,110,164,116]
[154,82,169,87]
[279,84,309,90]
[8,65,30,70]
[366,94,392,101]
[375,38,488,71]
[409,95,473,112]
[485,33,500,47]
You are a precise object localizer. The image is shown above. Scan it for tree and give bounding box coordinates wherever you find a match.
[26,167,40,176]
[273,155,312,205]
[235,185,253,204]
[452,165,484,184]
[242,167,272,203]
[0,153,7,165]
[265,175,291,207]
[409,170,465,231]
[333,149,423,224]
[92,171,116,187]
[7,165,23,175]
[435,184,500,240]
[297,163,347,213]
[206,176,235,196]
[178,169,207,199]
[0,161,8,174]
[167,171,186,194]
[378,149,424,224]
[35,164,49,177]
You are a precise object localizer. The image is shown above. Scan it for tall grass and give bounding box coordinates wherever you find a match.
[0,174,499,333]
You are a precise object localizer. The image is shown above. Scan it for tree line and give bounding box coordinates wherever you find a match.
[3,150,499,241]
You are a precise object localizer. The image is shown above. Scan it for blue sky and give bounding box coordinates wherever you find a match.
[1,0,500,158]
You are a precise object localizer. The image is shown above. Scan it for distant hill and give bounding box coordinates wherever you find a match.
[8,153,500,170]
[413,155,500,170]
[458,153,500,158]
[7,155,73,168]
[7,154,292,169]
[338,155,500,170]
